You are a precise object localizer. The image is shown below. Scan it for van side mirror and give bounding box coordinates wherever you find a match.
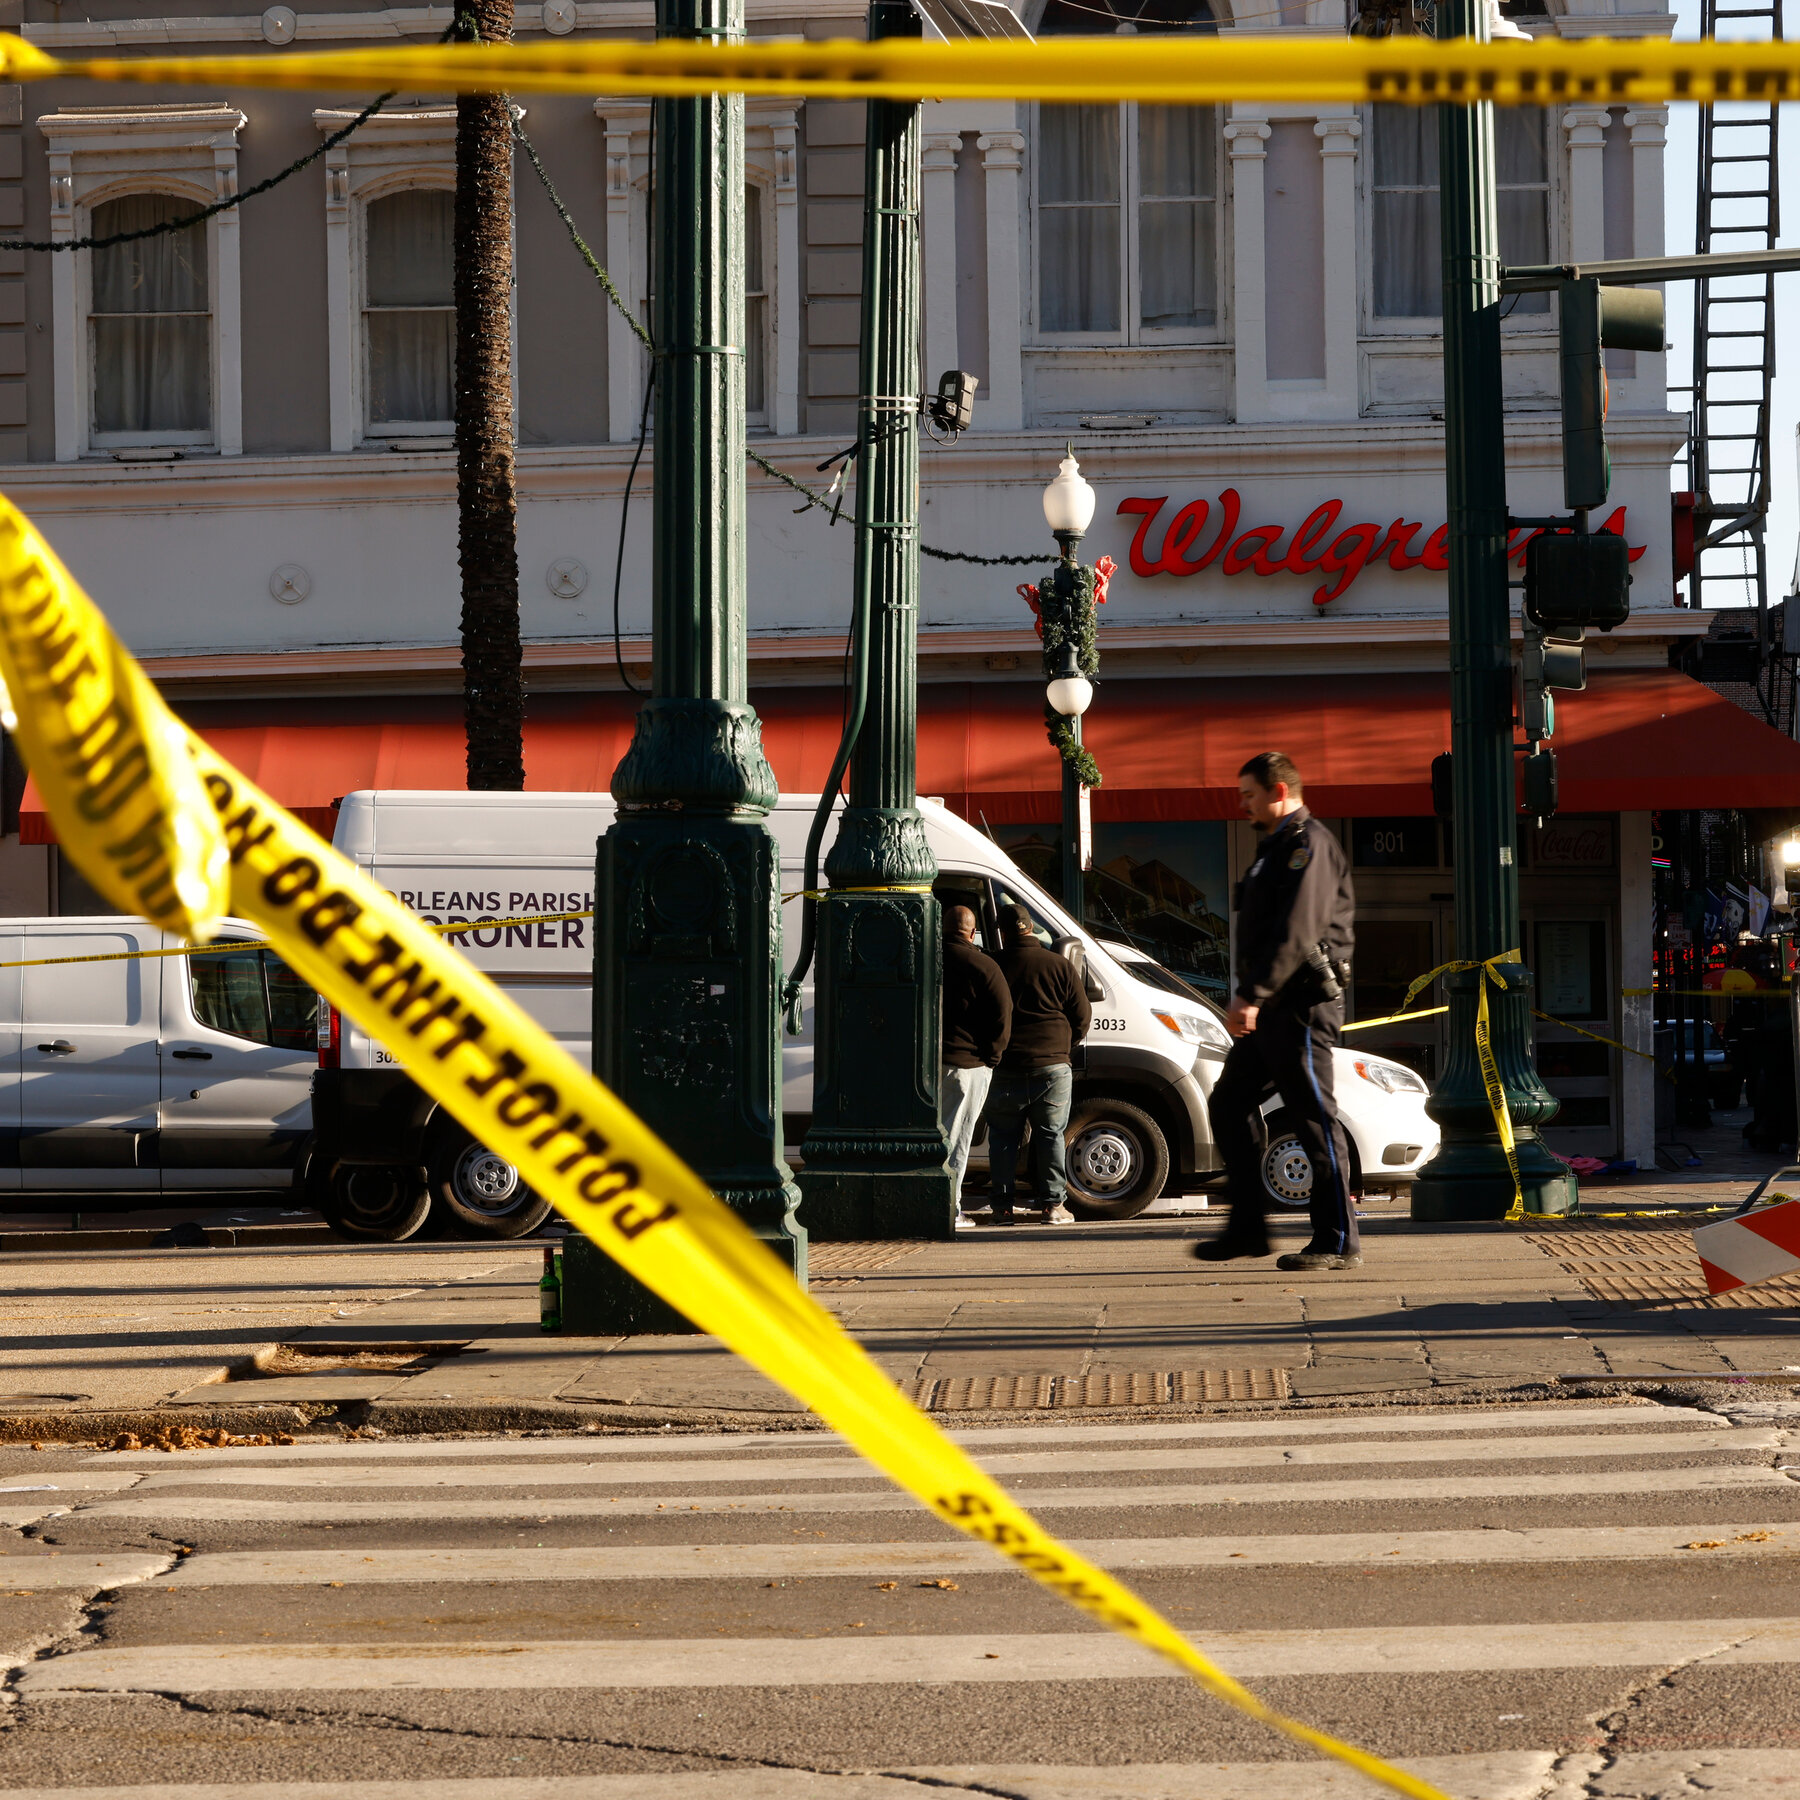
[1052,935,1106,1003]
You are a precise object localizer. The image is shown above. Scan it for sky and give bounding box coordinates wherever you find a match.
[1661,0,1798,612]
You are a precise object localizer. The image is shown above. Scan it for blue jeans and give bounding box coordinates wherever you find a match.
[986,1064,1073,1210]
[939,1063,993,1201]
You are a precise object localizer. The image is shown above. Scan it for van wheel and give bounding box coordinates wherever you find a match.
[429,1125,552,1239]
[1063,1099,1170,1220]
[1258,1113,1362,1210]
[312,1160,431,1243]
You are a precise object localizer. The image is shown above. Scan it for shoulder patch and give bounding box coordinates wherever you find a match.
[1287,844,1312,872]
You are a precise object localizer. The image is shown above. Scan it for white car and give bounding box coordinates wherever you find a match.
[1099,939,1440,1211]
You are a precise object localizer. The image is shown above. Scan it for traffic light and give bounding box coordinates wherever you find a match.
[1558,276,1665,512]
[1520,621,1587,747]
[1522,749,1558,821]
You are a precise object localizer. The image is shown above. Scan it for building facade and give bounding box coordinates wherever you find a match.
[5,0,1796,1170]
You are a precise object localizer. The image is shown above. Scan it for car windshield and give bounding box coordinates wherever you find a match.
[1114,954,1212,1006]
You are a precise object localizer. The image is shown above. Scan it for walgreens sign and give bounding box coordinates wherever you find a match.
[1117,491,1647,608]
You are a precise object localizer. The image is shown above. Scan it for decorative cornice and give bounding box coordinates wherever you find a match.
[38,104,248,147]
[23,1,866,49]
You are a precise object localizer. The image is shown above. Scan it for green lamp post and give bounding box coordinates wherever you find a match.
[1408,0,1574,1221]
[799,0,956,1242]
[569,0,807,1329]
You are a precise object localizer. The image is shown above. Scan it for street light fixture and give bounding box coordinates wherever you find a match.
[1032,448,1103,915]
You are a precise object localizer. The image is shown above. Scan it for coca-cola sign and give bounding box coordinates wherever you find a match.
[1532,818,1616,869]
[1117,491,1647,609]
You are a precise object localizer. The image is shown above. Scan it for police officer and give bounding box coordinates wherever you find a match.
[1195,751,1360,1271]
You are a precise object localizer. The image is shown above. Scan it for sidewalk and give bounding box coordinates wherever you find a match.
[4,1188,1799,1444]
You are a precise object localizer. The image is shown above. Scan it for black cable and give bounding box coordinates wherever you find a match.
[612,371,653,697]
[0,91,400,255]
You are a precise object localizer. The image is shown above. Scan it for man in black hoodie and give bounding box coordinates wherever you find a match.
[941,904,1011,1216]
[989,903,1092,1223]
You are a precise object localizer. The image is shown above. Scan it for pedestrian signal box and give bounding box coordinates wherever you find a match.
[1525,529,1632,632]
[1558,277,1665,512]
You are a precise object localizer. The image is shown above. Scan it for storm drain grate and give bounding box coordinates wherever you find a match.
[901,1368,1289,1410]
[1527,1227,1800,1309]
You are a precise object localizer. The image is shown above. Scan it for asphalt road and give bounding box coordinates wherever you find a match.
[3,1398,1800,1799]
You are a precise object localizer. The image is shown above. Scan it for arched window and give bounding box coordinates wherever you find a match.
[364,189,455,431]
[89,194,211,439]
[1034,0,1221,340]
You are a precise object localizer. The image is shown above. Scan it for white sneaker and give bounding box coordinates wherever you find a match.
[1043,1205,1075,1224]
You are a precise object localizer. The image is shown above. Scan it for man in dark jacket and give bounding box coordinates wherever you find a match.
[1198,750,1359,1271]
[988,902,1092,1223]
[941,904,1011,1216]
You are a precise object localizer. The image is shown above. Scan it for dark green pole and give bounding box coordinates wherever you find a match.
[1410,0,1574,1221]
[572,0,806,1329]
[799,0,955,1241]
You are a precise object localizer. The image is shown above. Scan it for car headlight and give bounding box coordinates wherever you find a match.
[1153,1009,1231,1053]
[1352,1057,1426,1094]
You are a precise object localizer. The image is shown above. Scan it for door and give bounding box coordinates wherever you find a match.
[1532,914,1618,1160]
[1346,909,1451,1084]
[159,941,317,1190]
[18,927,162,1190]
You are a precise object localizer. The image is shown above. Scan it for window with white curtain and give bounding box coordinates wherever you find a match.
[1038,103,1219,337]
[745,180,768,424]
[1035,0,1219,341]
[363,188,455,430]
[89,194,212,441]
[1370,105,1552,319]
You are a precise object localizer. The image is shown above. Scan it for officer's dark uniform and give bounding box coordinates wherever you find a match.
[1206,806,1358,1258]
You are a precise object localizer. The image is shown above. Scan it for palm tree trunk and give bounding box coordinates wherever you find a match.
[455,0,524,791]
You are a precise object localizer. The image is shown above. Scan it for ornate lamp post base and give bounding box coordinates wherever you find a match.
[1409,966,1578,1221]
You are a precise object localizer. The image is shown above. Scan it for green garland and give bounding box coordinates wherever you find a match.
[1037,564,1102,789]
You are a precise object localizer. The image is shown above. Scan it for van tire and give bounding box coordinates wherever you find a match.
[1063,1099,1170,1220]
[428,1123,552,1239]
[312,1160,431,1243]
[1258,1111,1362,1211]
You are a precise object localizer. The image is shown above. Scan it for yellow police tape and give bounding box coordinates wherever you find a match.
[0,499,1450,1798]
[1401,953,1526,1219]
[1340,1004,1449,1034]
[1,30,1799,108]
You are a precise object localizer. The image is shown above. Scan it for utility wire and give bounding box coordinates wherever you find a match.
[0,91,401,255]
[515,128,1052,573]
[2,15,470,255]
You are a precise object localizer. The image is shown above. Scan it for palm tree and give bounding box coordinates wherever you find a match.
[455,0,525,791]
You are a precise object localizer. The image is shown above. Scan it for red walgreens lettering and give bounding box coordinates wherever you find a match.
[1111,496,1645,603]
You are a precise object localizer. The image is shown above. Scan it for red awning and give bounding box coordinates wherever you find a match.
[20,669,1800,841]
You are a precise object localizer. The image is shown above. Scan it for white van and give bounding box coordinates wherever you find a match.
[0,918,314,1198]
[308,790,1438,1240]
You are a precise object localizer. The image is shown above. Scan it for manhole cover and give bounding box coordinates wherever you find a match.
[901,1369,1289,1410]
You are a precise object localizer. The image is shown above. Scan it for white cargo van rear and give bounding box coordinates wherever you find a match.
[0,919,314,1198]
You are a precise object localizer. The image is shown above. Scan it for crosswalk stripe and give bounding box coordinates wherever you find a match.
[21,1618,1800,1693]
[0,1554,172,1590]
[81,1403,1723,1465]
[0,1750,1566,1800]
[101,1427,1782,1492]
[153,1522,1800,1586]
[74,1461,1795,1521]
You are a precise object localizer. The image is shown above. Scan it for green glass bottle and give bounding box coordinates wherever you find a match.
[539,1244,562,1333]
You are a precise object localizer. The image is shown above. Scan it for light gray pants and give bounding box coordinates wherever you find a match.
[940,1063,993,1203]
